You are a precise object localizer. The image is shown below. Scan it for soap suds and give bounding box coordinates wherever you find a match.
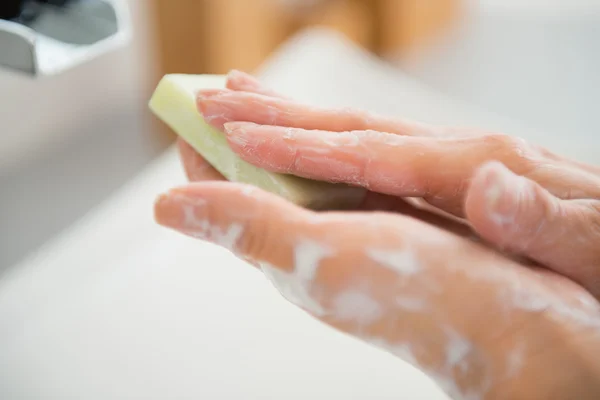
[186,222,244,252]
[468,260,600,329]
[396,296,427,312]
[283,127,295,140]
[509,287,549,313]
[444,329,473,371]
[258,240,333,316]
[484,170,533,229]
[240,185,258,197]
[261,262,325,315]
[381,133,407,146]
[299,155,362,184]
[367,249,421,276]
[176,194,207,208]
[505,344,524,379]
[179,203,244,251]
[368,337,419,365]
[293,240,333,282]
[182,204,206,229]
[204,112,228,126]
[331,290,383,326]
[226,126,252,148]
[369,335,485,400]
[322,131,360,147]
[214,223,244,251]
[485,179,503,208]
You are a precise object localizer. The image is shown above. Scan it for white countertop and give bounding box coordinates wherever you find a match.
[0,29,595,400]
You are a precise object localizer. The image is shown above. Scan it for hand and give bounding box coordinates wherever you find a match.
[188,70,600,299]
[154,180,600,399]
[155,71,600,399]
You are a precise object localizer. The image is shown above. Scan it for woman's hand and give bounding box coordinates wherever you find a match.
[187,70,600,299]
[156,70,600,399]
[154,179,600,400]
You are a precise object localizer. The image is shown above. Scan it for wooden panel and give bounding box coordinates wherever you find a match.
[294,0,376,49]
[152,0,207,74]
[149,0,463,144]
[152,0,290,75]
[375,0,463,56]
[151,0,464,75]
[200,0,291,73]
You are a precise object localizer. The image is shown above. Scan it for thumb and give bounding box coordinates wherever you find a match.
[465,161,600,297]
[154,182,313,264]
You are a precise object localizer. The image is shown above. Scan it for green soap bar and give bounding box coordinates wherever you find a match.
[149,74,366,210]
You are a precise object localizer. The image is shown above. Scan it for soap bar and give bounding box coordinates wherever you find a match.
[149,74,366,210]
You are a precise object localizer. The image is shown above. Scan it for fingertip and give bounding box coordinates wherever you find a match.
[470,161,520,214]
[195,88,227,102]
[468,166,600,296]
[466,161,562,252]
[153,190,185,229]
[195,89,229,123]
[226,69,286,99]
[224,121,257,149]
[153,182,248,230]
[223,121,251,133]
[226,69,260,90]
[466,161,531,243]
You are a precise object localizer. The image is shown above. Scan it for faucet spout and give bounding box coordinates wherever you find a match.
[0,0,131,77]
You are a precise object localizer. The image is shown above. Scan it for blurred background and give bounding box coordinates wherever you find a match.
[1,0,599,270]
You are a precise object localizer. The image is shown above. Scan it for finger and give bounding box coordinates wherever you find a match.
[225,69,287,99]
[152,181,488,397]
[227,74,600,186]
[222,121,434,194]
[177,138,225,182]
[223,123,600,217]
[465,161,600,297]
[196,89,434,136]
[154,181,600,400]
[154,182,313,266]
[221,71,600,197]
[177,139,261,267]
[222,122,467,213]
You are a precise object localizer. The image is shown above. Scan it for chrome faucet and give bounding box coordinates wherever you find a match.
[0,0,131,77]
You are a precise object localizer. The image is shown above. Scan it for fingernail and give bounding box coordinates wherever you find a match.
[227,69,245,81]
[154,188,245,253]
[195,88,226,100]
[227,69,259,88]
[154,192,183,228]
[224,122,254,148]
[198,99,233,128]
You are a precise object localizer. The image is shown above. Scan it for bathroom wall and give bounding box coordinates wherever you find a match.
[0,0,161,172]
[394,0,600,162]
[0,1,169,270]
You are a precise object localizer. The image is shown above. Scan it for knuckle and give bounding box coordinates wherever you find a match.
[482,134,538,173]
[586,202,600,237]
